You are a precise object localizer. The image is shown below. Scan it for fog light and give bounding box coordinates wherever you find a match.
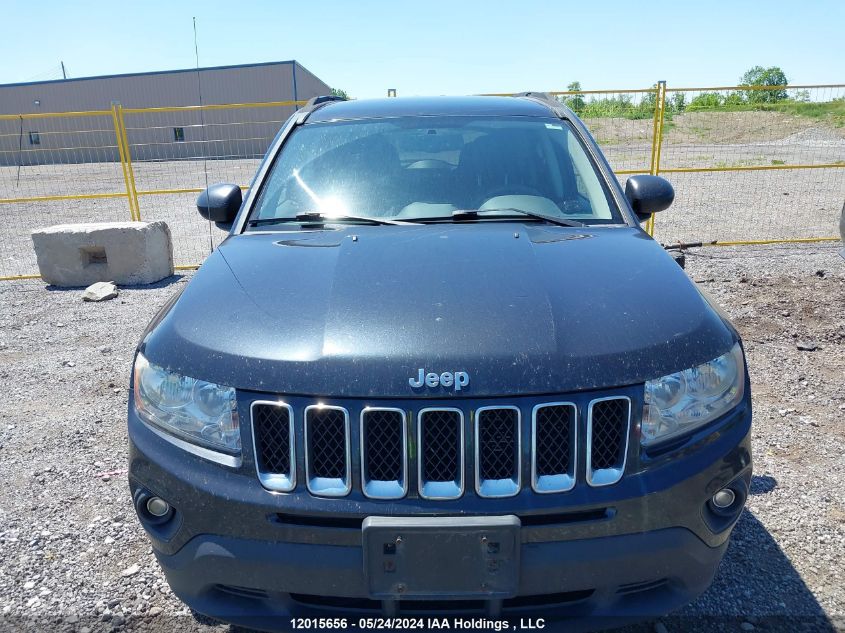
[146,497,171,517]
[712,488,736,509]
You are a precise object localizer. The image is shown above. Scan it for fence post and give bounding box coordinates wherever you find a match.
[646,80,668,236]
[116,104,141,220]
[111,103,137,221]
[648,85,662,176]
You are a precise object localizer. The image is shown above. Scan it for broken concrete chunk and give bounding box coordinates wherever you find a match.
[82,281,119,302]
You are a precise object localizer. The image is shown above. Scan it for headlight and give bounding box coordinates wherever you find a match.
[642,343,745,446]
[133,353,240,453]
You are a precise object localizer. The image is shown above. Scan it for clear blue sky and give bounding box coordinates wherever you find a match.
[3,0,843,97]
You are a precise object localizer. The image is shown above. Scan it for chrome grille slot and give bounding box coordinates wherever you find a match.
[361,408,407,499]
[532,402,576,493]
[475,406,520,498]
[418,408,464,500]
[586,397,631,487]
[304,405,351,497]
[251,401,295,492]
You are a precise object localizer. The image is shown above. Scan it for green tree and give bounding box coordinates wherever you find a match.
[564,81,585,112]
[640,88,657,116]
[670,92,686,113]
[739,66,788,104]
[330,87,351,100]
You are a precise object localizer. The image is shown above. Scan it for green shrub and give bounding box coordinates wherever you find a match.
[687,92,724,111]
[579,93,655,120]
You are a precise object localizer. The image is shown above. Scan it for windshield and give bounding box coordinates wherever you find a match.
[249,115,621,225]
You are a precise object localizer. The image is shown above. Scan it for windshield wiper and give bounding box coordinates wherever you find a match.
[404,209,585,228]
[248,212,414,227]
[456,209,585,227]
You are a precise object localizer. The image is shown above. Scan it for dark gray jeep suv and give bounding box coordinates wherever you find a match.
[127,94,752,630]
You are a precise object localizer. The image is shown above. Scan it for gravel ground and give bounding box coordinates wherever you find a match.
[0,242,843,633]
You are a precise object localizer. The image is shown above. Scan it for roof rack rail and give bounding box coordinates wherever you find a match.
[513,91,572,120]
[304,95,347,107]
[295,94,347,124]
[513,91,554,101]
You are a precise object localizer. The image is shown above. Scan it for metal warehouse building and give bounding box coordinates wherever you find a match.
[0,60,331,165]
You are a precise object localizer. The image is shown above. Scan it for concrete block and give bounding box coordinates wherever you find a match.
[31,221,174,286]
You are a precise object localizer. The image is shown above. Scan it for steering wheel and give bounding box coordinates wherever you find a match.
[406,159,454,170]
[482,184,546,201]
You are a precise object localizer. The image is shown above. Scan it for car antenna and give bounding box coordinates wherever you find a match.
[193,16,214,253]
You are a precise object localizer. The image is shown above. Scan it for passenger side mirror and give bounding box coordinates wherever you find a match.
[197,183,242,226]
[625,175,674,223]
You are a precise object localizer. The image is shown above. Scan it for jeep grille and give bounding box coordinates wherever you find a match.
[250,395,633,498]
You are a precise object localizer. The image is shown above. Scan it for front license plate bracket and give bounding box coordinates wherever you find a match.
[362,515,521,600]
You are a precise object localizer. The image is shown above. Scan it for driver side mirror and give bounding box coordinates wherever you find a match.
[197,183,242,227]
[625,175,674,223]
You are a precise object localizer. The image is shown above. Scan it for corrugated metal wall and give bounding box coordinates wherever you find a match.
[0,61,331,165]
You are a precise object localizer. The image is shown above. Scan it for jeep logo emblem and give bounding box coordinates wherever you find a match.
[409,369,470,391]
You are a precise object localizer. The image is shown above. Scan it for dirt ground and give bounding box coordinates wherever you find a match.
[0,242,843,632]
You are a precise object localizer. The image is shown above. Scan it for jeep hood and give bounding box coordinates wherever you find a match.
[142,224,736,397]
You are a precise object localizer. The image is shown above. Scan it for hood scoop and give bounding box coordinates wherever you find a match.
[525,225,595,244]
[274,230,346,248]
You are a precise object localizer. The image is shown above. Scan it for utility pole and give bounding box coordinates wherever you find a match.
[61,61,67,79]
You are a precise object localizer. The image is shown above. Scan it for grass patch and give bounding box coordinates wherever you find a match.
[714,156,770,168]
[688,125,714,140]
[763,99,845,121]
[678,98,845,127]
